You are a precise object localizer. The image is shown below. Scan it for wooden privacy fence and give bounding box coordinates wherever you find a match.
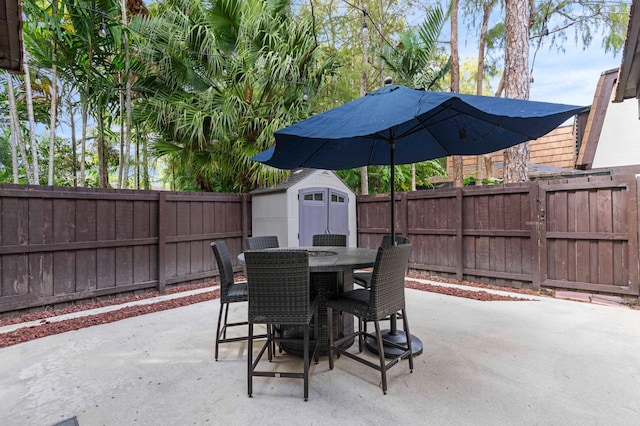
[0,185,251,315]
[1,174,638,315]
[357,174,640,298]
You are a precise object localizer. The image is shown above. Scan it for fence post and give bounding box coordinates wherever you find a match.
[632,176,639,295]
[242,193,249,251]
[456,188,464,280]
[530,182,541,291]
[158,191,166,293]
[401,192,408,236]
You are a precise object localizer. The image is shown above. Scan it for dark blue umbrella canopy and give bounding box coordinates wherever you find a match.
[252,85,587,351]
[252,85,587,170]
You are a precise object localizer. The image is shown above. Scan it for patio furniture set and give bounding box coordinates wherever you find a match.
[210,234,414,400]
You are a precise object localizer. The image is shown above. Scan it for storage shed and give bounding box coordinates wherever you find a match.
[250,168,357,247]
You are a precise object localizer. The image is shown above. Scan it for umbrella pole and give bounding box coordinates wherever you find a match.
[389,142,397,336]
[390,141,395,244]
[365,140,424,358]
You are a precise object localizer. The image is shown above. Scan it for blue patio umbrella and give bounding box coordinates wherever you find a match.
[252,84,587,357]
[253,85,587,239]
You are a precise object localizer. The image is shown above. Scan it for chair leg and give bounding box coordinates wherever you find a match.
[215,302,226,361]
[303,324,309,401]
[373,320,388,394]
[248,323,253,398]
[313,306,320,364]
[222,303,230,339]
[267,324,273,361]
[327,307,335,370]
[401,308,414,372]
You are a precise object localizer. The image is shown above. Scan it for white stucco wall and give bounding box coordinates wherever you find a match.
[592,97,640,168]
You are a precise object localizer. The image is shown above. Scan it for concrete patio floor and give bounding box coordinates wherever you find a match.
[2,280,640,425]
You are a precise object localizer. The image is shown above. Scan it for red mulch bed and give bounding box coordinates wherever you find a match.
[405,280,535,302]
[0,276,535,349]
[0,282,216,327]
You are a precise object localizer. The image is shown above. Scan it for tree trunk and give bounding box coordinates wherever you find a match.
[48,1,59,186]
[48,63,58,186]
[476,1,494,185]
[23,57,39,184]
[80,92,88,187]
[97,104,109,188]
[122,0,132,188]
[135,125,140,189]
[68,96,78,187]
[411,164,416,191]
[503,0,531,183]
[142,126,149,190]
[450,0,464,188]
[6,72,33,183]
[118,76,125,188]
[6,72,20,183]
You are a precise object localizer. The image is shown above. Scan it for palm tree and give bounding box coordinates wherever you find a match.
[378,2,451,190]
[132,0,336,192]
[24,0,125,188]
[379,3,451,91]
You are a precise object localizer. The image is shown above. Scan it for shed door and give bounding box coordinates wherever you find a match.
[298,187,349,246]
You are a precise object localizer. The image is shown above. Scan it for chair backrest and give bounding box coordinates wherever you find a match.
[368,244,412,318]
[210,241,235,302]
[244,250,311,325]
[312,233,347,247]
[246,235,279,250]
[381,235,410,248]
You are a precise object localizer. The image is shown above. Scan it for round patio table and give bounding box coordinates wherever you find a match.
[239,246,377,355]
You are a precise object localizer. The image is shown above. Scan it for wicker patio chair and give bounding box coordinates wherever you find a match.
[327,244,413,394]
[210,241,265,361]
[244,249,319,401]
[245,235,279,250]
[312,233,347,247]
[354,235,409,288]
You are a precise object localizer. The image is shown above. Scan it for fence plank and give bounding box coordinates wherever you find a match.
[1,175,638,316]
[158,192,167,293]
[0,187,246,314]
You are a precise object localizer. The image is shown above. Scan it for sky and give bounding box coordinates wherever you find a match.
[403,3,627,109]
[454,30,623,108]
[455,39,623,108]
[525,42,622,107]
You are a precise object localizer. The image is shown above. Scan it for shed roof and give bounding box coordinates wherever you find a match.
[250,168,345,195]
[0,0,23,73]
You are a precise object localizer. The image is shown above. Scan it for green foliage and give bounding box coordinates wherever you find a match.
[0,128,16,181]
[133,0,336,192]
[0,125,99,186]
[459,58,499,95]
[463,173,502,186]
[469,1,630,55]
[5,0,632,191]
[337,160,447,195]
[530,0,630,53]
[379,2,452,89]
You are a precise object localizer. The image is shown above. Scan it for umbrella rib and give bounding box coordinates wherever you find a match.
[417,105,541,141]
[362,133,394,166]
[299,138,342,168]
[413,121,450,155]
